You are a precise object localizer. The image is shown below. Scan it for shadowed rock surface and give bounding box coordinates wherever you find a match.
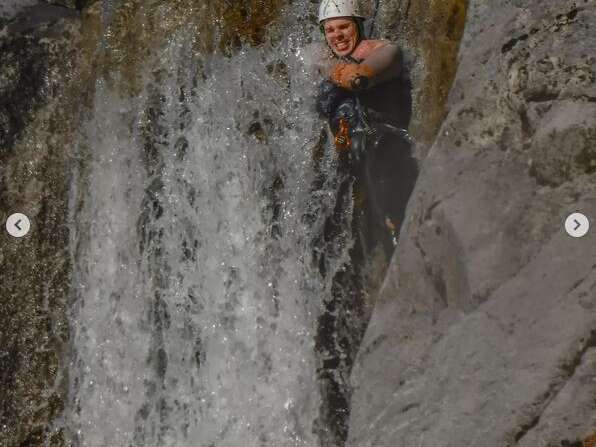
[348,1,596,446]
[0,1,38,23]
[376,0,467,151]
[0,4,100,446]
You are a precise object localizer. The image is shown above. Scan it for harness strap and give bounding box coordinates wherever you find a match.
[344,55,363,64]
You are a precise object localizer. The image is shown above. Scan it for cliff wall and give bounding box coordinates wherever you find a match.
[348,1,596,446]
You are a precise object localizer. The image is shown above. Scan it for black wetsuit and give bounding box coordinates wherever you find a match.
[317,72,417,260]
[312,62,418,445]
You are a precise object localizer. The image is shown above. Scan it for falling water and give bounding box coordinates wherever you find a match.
[63,4,354,446]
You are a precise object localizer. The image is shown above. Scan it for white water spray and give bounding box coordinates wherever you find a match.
[65,8,350,447]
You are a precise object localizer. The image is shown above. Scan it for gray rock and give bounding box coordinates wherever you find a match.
[516,348,596,447]
[348,1,596,446]
[0,3,98,445]
[0,3,81,151]
[42,0,92,10]
[44,0,78,9]
[0,1,38,22]
[0,1,87,24]
[375,0,467,151]
[4,3,79,34]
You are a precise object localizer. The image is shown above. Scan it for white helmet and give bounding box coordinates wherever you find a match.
[318,0,365,23]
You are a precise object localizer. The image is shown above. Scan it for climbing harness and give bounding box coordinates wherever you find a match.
[334,118,352,150]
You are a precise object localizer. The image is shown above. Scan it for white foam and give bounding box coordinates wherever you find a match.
[64,7,351,447]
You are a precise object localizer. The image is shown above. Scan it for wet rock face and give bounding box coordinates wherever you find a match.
[0,17,65,150]
[0,1,86,26]
[377,0,467,151]
[44,0,86,9]
[348,1,596,446]
[0,4,97,445]
[0,3,88,152]
[0,1,35,23]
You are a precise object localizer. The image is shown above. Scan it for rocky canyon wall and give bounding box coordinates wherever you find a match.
[348,1,596,446]
[2,0,594,446]
[0,3,99,445]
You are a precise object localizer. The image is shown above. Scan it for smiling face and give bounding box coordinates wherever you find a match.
[323,17,360,58]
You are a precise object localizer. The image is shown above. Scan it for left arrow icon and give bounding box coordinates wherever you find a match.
[6,213,30,238]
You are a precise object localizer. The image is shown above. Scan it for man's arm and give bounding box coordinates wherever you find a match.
[330,41,402,90]
[361,42,402,85]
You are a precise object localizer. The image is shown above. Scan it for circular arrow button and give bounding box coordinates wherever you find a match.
[565,212,589,238]
[6,213,31,238]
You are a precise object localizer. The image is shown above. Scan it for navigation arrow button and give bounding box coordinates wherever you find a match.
[6,213,31,238]
[565,212,589,238]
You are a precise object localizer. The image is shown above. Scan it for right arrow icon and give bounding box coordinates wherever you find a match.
[573,219,581,231]
[565,213,590,238]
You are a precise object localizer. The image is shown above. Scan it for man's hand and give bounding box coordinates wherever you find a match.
[330,63,374,90]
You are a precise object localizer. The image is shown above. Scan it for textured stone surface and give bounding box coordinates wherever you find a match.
[0,1,38,22]
[348,1,596,446]
[0,1,88,25]
[0,4,100,446]
[0,5,79,151]
[376,0,467,151]
[517,348,596,447]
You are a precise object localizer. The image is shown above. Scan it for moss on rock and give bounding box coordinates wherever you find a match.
[379,0,468,150]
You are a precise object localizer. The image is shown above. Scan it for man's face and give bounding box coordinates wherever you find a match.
[323,17,359,58]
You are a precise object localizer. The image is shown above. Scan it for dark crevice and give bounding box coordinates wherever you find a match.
[400,402,420,413]
[414,235,448,308]
[518,106,533,147]
[502,7,582,54]
[514,414,541,442]
[502,33,530,54]
[559,440,583,447]
[576,95,596,103]
[404,0,412,21]
[525,91,560,103]
[567,274,588,294]
[560,330,596,378]
[424,199,442,221]
[513,330,596,444]
[557,8,579,21]
[76,0,90,10]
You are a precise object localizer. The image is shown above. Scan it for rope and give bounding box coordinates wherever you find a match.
[368,0,382,38]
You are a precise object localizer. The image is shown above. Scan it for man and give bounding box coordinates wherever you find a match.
[315,0,417,259]
[311,0,418,444]
[319,0,403,100]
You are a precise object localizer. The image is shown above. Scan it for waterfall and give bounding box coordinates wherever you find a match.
[63,5,353,446]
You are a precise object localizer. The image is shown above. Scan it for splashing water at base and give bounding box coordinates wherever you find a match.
[64,7,353,446]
